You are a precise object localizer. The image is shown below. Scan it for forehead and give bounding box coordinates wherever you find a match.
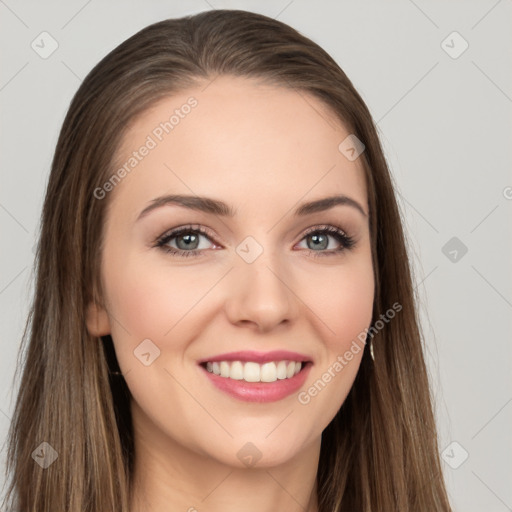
[109,75,368,220]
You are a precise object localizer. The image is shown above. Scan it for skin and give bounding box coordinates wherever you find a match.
[86,75,374,512]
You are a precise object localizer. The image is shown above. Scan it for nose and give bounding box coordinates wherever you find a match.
[224,251,299,333]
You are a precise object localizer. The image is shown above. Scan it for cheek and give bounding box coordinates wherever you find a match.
[292,256,374,431]
[104,252,209,342]
[328,274,374,345]
[102,255,209,412]
[303,254,375,349]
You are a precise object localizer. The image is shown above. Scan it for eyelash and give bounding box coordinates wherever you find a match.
[153,224,356,259]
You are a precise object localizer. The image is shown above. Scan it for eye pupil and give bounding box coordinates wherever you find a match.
[177,233,199,250]
[308,233,328,250]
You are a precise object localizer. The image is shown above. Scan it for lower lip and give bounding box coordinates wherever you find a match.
[200,362,312,403]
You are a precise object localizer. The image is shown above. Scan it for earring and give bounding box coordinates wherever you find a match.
[369,341,375,361]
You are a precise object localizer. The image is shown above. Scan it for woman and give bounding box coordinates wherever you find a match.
[2,9,453,512]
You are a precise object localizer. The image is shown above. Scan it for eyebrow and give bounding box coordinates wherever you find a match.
[136,193,368,222]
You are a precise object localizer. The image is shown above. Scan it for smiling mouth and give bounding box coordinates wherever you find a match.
[200,360,311,383]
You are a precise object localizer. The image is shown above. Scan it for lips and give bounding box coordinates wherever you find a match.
[199,360,313,402]
[197,349,313,402]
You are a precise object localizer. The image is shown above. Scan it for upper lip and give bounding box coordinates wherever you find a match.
[197,350,313,365]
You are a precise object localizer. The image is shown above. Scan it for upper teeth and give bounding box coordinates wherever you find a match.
[205,360,302,382]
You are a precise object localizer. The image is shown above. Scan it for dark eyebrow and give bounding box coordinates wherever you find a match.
[294,195,367,217]
[136,195,236,221]
[136,193,368,222]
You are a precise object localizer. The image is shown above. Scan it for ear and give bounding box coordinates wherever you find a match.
[86,301,111,337]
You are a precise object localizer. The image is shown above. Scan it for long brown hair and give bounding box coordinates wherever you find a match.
[2,9,452,511]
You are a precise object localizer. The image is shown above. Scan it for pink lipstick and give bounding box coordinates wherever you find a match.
[198,350,313,403]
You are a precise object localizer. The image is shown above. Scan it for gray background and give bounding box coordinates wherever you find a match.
[1,1,511,510]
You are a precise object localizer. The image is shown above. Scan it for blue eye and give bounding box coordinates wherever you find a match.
[298,225,355,258]
[154,225,216,258]
[154,224,355,259]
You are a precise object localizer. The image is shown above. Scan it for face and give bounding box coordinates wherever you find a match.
[87,75,374,469]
